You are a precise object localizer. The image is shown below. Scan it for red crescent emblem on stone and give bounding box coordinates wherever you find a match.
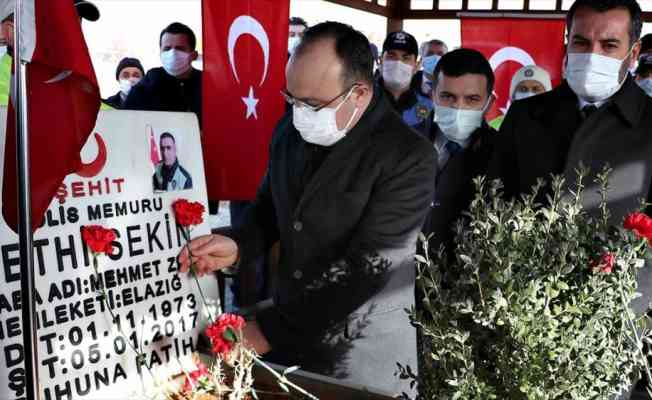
[76,132,107,178]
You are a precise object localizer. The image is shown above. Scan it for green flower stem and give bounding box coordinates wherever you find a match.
[474,269,485,307]
[192,268,215,324]
[92,254,152,377]
[184,226,216,324]
[245,349,319,400]
[617,274,652,385]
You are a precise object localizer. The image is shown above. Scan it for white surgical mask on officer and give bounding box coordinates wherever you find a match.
[434,98,490,143]
[161,49,192,77]
[292,87,359,147]
[638,78,652,97]
[565,49,632,102]
[382,60,414,90]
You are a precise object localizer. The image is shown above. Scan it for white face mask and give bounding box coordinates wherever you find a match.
[288,36,301,54]
[513,91,537,101]
[119,78,140,96]
[161,49,192,77]
[292,88,359,147]
[382,60,414,91]
[566,51,630,103]
[638,78,652,97]
[434,100,489,143]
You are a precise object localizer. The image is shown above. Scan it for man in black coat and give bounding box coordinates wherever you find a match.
[178,22,435,395]
[414,49,496,394]
[124,22,202,125]
[488,1,652,397]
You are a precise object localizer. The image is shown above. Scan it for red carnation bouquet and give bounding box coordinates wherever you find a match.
[169,200,317,400]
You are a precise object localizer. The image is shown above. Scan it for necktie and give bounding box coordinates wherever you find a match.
[445,140,462,156]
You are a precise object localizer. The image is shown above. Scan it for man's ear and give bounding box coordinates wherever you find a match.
[352,84,369,104]
[630,41,641,69]
[484,94,496,116]
[191,51,199,62]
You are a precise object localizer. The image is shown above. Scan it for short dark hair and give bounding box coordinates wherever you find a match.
[642,33,652,53]
[160,132,175,143]
[159,22,196,51]
[289,17,308,29]
[428,39,448,50]
[566,0,642,46]
[294,21,374,87]
[433,48,495,95]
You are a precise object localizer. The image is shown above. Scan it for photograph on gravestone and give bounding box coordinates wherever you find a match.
[0,109,219,400]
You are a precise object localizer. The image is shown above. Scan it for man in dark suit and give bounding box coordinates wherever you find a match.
[418,48,495,254]
[178,22,435,395]
[489,0,652,397]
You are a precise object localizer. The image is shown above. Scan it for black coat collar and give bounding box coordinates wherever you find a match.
[377,75,419,112]
[607,74,647,128]
[533,75,646,128]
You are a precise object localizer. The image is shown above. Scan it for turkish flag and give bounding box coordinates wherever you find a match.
[461,18,565,121]
[1,0,100,231]
[202,0,289,200]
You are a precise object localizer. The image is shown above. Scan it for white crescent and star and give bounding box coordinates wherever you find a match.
[488,47,536,114]
[227,15,271,120]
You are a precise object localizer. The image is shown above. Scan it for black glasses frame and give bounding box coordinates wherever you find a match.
[281,84,359,112]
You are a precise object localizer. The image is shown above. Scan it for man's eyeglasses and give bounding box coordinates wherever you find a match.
[281,84,359,112]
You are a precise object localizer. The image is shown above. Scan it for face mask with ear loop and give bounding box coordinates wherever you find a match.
[434,97,491,143]
[565,47,634,102]
[292,86,360,147]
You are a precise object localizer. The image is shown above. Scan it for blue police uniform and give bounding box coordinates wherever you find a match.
[378,74,433,136]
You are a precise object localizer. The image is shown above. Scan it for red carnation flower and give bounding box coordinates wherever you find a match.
[81,225,116,255]
[205,313,246,357]
[173,199,205,227]
[590,252,615,274]
[624,212,652,245]
[183,362,210,392]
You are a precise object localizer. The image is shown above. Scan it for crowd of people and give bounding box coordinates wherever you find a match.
[175,0,652,398]
[1,0,651,398]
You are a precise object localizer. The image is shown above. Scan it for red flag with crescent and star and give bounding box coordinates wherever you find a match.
[461,17,565,122]
[1,0,101,232]
[202,0,289,200]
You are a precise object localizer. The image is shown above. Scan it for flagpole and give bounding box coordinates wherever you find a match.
[14,0,40,398]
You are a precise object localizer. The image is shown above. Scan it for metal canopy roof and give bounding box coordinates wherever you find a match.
[323,0,652,21]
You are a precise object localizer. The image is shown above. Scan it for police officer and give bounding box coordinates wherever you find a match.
[378,31,433,135]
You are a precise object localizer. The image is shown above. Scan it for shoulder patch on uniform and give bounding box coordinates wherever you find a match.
[416,104,430,120]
